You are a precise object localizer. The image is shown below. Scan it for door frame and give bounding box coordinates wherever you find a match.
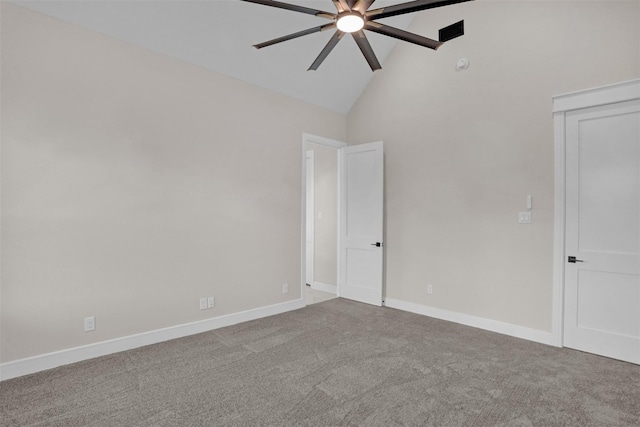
[551,78,640,348]
[300,133,347,303]
[305,150,315,286]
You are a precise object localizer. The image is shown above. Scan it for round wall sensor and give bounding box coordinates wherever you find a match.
[456,58,469,71]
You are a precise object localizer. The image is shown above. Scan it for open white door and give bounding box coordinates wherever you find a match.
[339,141,384,306]
[563,99,640,364]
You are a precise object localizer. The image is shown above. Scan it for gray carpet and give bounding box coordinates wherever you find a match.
[1,298,639,426]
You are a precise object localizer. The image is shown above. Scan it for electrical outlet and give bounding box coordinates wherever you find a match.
[199,298,207,310]
[427,284,433,295]
[207,297,215,308]
[84,316,95,332]
[518,212,532,224]
[282,283,289,294]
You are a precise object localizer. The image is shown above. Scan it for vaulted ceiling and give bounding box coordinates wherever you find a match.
[13,0,418,114]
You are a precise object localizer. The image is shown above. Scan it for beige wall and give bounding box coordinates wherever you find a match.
[305,143,338,287]
[3,0,639,365]
[0,4,346,363]
[347,0,640,332]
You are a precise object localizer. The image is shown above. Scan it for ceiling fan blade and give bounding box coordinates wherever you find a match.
[240,0,335,20]
[309,30,345,71]
[332,0,351,12]
[367,0,473,20]
[351,30,382,71]
[353,0,376,13]
[365,21,442,50]
[254,23,336,49]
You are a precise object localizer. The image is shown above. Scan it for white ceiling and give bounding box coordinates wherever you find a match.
[14,0,416,114]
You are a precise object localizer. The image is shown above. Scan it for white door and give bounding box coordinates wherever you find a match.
[563,99,640,364]
[339,141,384,306]
[306,150,314,285]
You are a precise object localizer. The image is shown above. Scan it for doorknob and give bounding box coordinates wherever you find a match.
[568,256,584,263]
[371,242,383,247]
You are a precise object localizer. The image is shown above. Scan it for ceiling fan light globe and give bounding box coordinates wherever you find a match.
[337,13,365,33]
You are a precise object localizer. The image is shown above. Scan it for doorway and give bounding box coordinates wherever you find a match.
[302,134,344,305]
[301,134,386,307]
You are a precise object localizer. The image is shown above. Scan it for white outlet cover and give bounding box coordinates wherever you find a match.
[207,297,215,308]
[199,298,207,310]
[518,212,532,224]
[282,284,289,294]
[84,316,95,332]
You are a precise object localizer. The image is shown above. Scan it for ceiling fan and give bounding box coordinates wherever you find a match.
[240,0,473,71]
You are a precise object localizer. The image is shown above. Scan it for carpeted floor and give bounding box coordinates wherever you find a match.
[1,298,639,426]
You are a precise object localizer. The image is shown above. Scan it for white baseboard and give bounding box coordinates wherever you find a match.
[311,281,337,294]
[384,298,557,347]
[0,298,306,381]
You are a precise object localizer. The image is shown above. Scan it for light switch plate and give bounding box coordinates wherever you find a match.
[518,212,532,224]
